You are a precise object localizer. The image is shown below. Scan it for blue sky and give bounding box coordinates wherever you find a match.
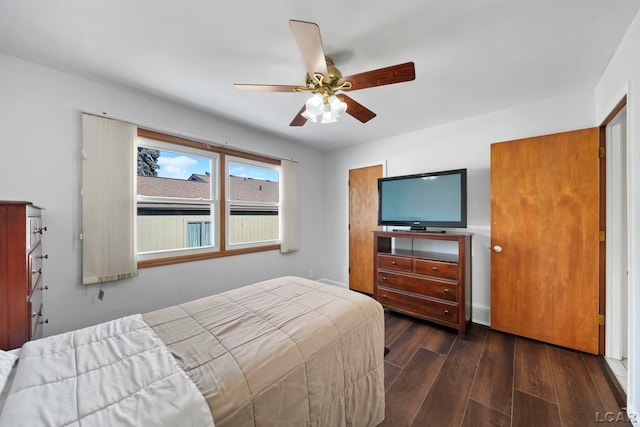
[155,151,279,181]
[229,162,279,181]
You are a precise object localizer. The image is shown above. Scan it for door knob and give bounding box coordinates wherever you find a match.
[493,245,503,253]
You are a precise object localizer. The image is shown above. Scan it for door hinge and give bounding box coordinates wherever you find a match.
[598,314,605,326]
[599,146,606,158]
[599,230,606,242]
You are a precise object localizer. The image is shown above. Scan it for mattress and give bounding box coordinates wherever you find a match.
[143,276,385,427]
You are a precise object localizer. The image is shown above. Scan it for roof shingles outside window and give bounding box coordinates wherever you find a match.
[229,176,278,203]
[137,174,278,203]
[138,175,209,199]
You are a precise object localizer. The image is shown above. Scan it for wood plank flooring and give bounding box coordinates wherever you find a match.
[381,310,630,427]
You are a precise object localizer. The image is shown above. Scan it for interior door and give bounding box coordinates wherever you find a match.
[491,128,600,354]
[349,165,383,293]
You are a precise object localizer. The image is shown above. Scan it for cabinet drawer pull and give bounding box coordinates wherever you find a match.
[382,294,387,299]
[391,261,397,265]
[431,267,438,271]
[444,310,449,315]
[382,276,387,281]
[33,226,47,235]
[444,289,449,293]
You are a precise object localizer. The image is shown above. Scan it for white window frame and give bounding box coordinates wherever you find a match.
[225,156,281,250]
[136,137,219,262]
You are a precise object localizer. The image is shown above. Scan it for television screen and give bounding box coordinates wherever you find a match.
[378,169,467,229]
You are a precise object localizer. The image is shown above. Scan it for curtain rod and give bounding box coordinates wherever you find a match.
[82,111,297,163]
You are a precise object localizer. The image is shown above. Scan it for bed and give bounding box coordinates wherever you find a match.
[0,276,385,427]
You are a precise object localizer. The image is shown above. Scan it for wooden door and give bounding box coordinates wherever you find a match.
[349,165,383,293]
[491,128,600,354]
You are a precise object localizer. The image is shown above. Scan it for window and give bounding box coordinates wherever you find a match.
[187,221,211,247]
[135,129,285,267]
[136,137,218,261]
[226,157,280,248]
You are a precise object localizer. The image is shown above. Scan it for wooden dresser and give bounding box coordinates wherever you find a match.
[374,231,471,338]
[0,201,48,350]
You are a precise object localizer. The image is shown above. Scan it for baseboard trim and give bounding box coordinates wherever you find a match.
[598,357,628,411]
[471,304,490,327]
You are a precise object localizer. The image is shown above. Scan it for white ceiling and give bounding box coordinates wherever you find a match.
[1,1,639,152]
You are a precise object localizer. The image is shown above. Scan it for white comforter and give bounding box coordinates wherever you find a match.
[0,314,214,427]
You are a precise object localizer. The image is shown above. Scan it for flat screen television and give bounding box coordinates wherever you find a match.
[378,168,467,230]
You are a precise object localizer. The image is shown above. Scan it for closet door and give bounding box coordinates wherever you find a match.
[490,128,600,354]
[349,164,382,293]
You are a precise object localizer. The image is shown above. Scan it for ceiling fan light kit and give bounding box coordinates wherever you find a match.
[234,19,416,126]
[295,65,351,124]
[301,92,347,124]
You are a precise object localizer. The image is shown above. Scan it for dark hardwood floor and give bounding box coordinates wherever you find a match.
[381,310,630,427]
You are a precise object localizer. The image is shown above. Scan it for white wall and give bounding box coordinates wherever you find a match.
[322,90,595,326]
[0,53,326,336]
[596,10,640,425]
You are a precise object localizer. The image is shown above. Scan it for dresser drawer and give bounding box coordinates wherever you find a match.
[30,303,45,341]
[28,268,47,331]
[377,271,457,302]
[27,209,42,250]
[414,259,458,280]
[378,254,412,272]
[377,287,458,324]
[29,245,43,294]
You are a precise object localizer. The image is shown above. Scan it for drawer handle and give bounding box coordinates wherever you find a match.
[39,319,49,325]
[32,268,42,275]
[431,267,438,271]
[33,226,47,235]
[382,294,387,299]
[391,261,397,265]
[444,310,449,315]
[382,276,387,281]
[444,289,449,293]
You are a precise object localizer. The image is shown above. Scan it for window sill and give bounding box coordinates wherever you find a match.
[137,244,281,268]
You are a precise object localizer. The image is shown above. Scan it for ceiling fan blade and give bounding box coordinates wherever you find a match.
[289,104,307,126]
[339,62,415,91]
[341,95,376,123]
[289,20,329,79]
[234,84,300,92]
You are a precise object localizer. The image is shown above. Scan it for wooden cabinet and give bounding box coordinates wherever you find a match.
[0,201,48,350]
[374,231,471,338]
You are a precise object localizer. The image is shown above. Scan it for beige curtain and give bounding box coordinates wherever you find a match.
[81,114,137,284]
[280,159,299,253]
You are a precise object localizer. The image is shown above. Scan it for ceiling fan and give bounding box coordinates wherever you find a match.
[234,19,416,126]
